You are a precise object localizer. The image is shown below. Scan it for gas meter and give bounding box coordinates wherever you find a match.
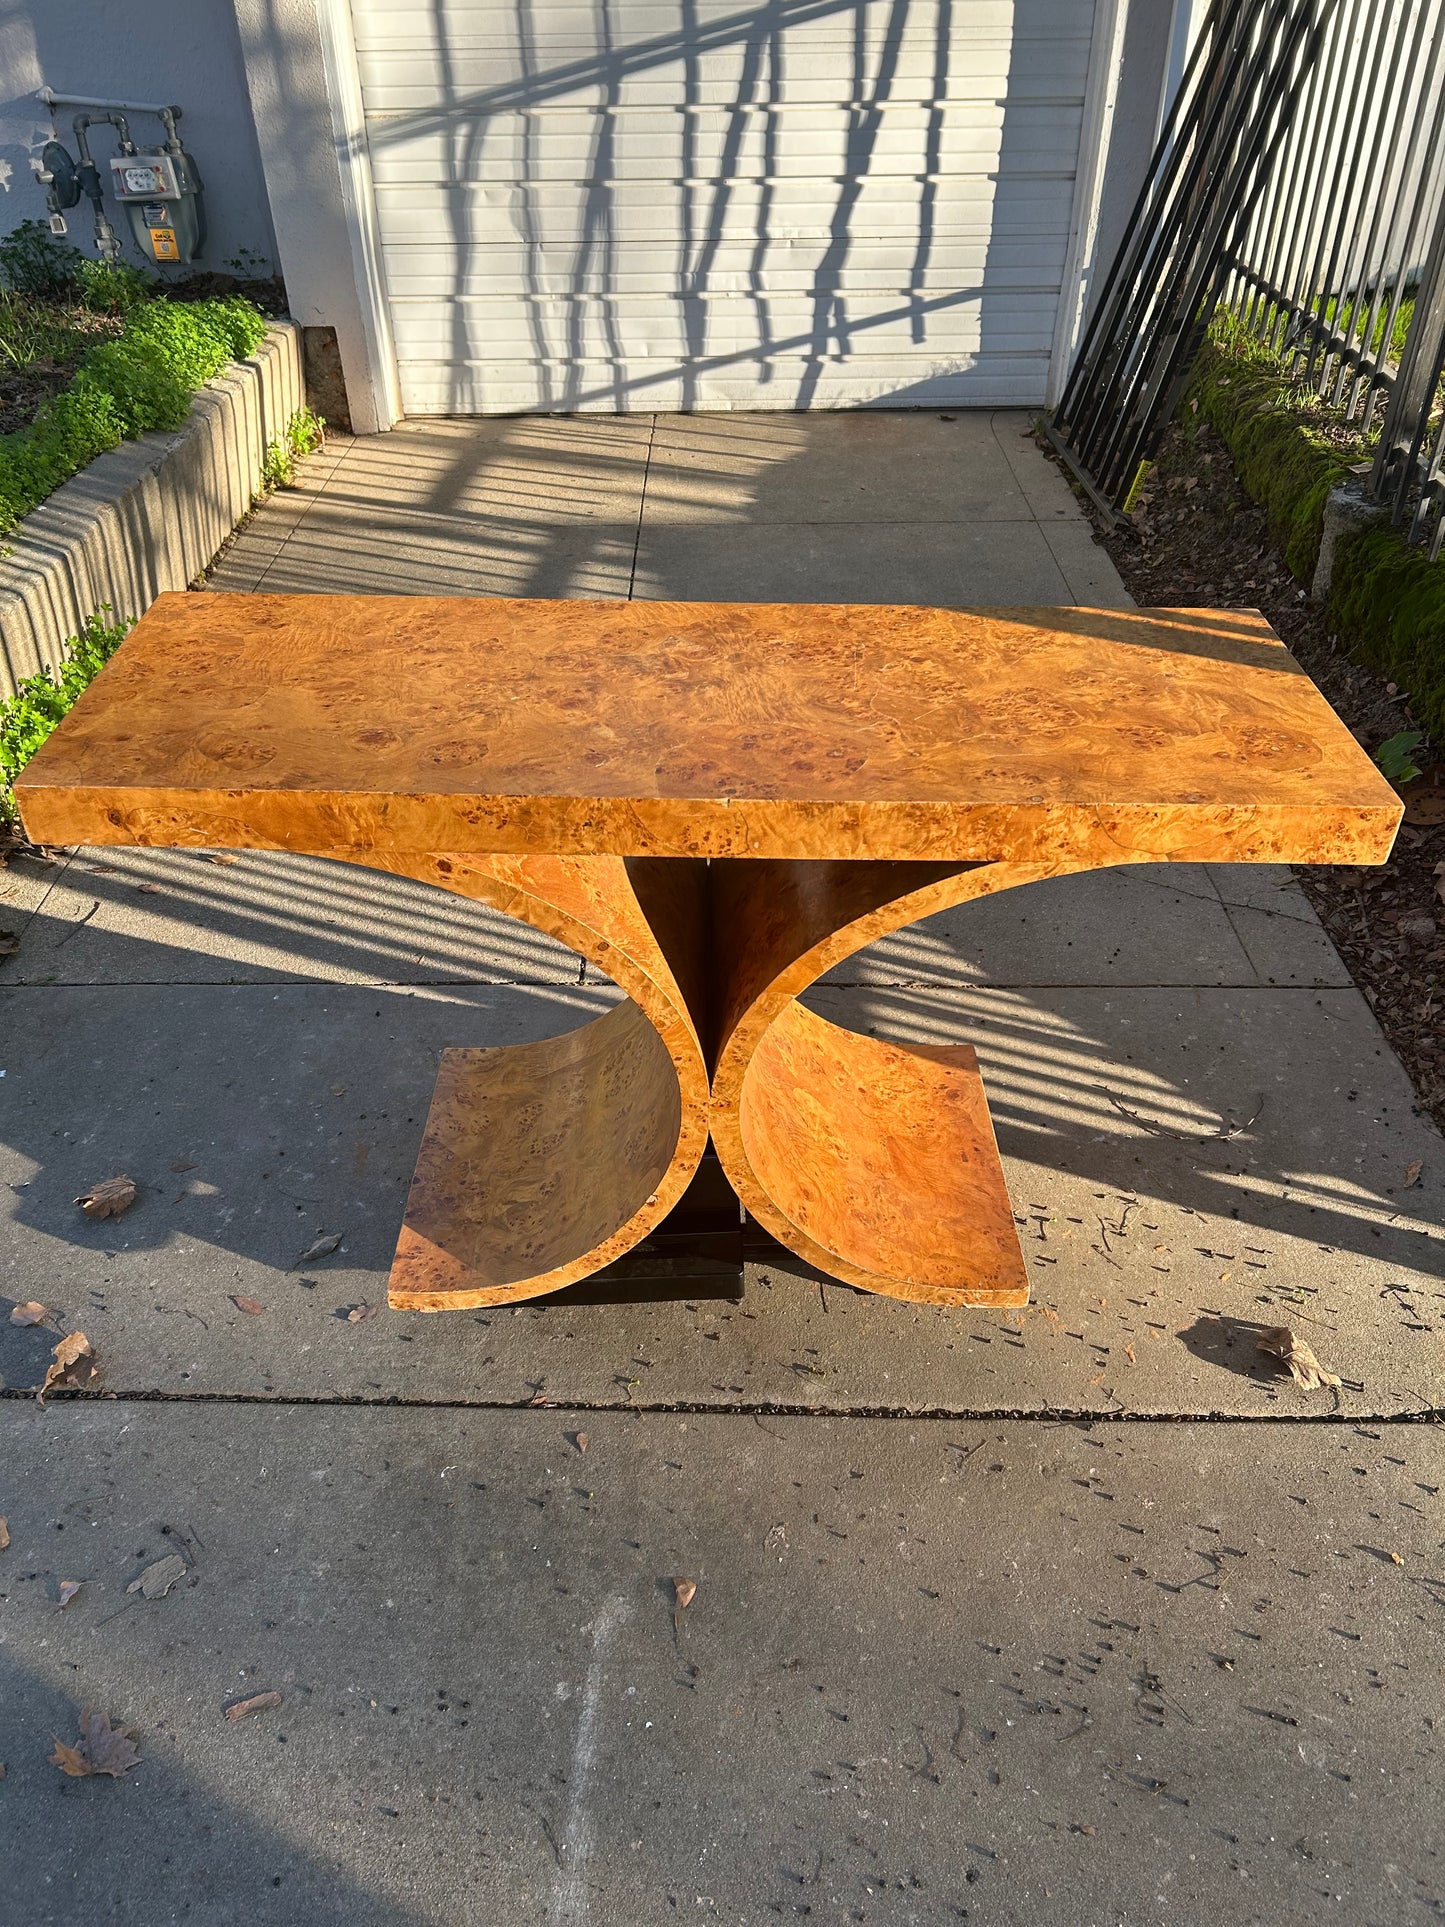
[108,147,205,265]
[34,91,206,268]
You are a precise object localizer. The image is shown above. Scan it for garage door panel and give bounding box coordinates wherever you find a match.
[376,238,1072,297]
[354,0,1088,50]
[388,289,1059,355]
[398,352,1051,413]
[367,111,1084,186]
[358,34,1093,105]
[354,0,1099,411]
[372,173,1077,230]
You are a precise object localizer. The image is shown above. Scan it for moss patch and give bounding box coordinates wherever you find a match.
[1182,318,1367,581]
[1326,525,1445,743]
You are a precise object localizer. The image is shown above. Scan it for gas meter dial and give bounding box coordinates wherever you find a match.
[108,152,182,200]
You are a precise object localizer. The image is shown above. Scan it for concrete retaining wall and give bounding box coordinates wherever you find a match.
[0,322,303,700]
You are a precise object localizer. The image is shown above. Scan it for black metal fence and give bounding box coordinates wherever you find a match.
[1047,0,1445,561]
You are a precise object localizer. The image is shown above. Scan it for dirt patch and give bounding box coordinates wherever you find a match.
[164,273,288,318]
[1063,414,1445,1137]
[0,357,83,435]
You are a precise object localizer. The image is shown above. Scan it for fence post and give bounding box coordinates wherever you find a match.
[1370,189,1445,539]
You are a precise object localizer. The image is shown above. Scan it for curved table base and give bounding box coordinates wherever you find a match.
[330,850,1104,1311]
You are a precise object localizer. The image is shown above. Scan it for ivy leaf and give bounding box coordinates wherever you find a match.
[1374,731,1425,786]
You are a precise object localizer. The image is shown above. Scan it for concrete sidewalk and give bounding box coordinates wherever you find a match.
[3,411,1443,1926]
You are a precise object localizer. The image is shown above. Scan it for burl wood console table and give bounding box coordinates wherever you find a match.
[16,594,1399,1314]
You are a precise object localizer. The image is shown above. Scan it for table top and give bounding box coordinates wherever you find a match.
[15,592,1400,865]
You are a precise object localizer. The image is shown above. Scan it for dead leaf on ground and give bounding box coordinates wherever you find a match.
[75,1175,137,1220]
[345,1302,378,1323]
[57,1579,82,1609]
[231,1295,266,1315]
[1405,1159,1424,1188]
[207,854,239,867]
[571,1430,590,1455]
[126,1553,188,1599]
[0,1517,8,1550]
[38,1331,98,1404]
[136,883,163,895]
[10,1301,49,1326]
[223,1689,282,1722]
[169,1159,197,1174]
[673,1577,697,1612]
[1389,1550,1405,1567]
[292,1230,343,1268]
[50,1710,141,1778]
[0,930,19,956]
[1256,1325,1342,1391]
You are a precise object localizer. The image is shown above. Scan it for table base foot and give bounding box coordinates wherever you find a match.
[388,1001,685,1310]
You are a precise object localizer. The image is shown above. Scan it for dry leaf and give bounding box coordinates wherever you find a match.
[1389,1551,1404,1567]
[1123,1344,1137,1365]
[38,1331,98,1404]
[573,1431,590,1455]
[673,1577,697,1611]
[170,1159,197,1173]
[57,1579,82,1609]
[50,1710,141,1778]
[75,1175,137,1220]
[223,1689,282,1722]
[137,882,163,894]
[10,1301,48,1326]
[207,854,239,867]
[0,930,18,956]
[1405,1160,1423,1188]
[345,1302,378,1323]
[1256,1326,1342,1391]
[0,1517,8,1550]
[126,1553,187,1599]
[231,1295,266,1315]
[293,1231,343,1268]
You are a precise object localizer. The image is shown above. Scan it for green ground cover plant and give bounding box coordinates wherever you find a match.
[1185,312,1445,743]
[1184,314,1369,579]
[0,606,132,827]
[0,223,268,535]
[262,405,326,490]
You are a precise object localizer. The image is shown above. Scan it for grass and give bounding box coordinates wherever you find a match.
[0,606,133,829]
[0,288,122,373]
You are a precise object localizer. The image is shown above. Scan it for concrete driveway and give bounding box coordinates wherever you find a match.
[2,411,1443,1926]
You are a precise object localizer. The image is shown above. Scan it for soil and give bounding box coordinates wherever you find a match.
[1061,413,1445,1137]
[0,357,82,435]
[163,272,289,318]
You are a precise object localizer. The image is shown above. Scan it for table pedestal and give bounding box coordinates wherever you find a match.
[339,852,1084,1311]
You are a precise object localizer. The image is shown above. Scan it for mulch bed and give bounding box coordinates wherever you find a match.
[1058,415,1444,1137]
[0,358,84,436]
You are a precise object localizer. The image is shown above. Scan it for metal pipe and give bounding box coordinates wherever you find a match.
[37,87,181,117]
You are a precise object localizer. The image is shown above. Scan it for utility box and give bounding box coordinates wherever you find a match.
[108,148,204,265]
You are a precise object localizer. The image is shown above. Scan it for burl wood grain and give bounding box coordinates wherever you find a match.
[13,593,1401,1311]
[344,852,711,1310]
[16,593,1401,865]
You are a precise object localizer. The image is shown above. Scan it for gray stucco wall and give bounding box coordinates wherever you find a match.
[0,0,277,275]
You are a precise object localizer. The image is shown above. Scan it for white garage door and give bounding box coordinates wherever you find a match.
[351,0,1103,413]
